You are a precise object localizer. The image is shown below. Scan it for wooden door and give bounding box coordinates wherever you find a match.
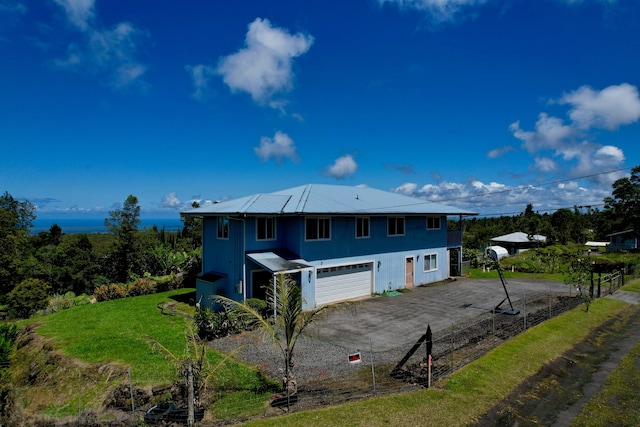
[405,257,414,287]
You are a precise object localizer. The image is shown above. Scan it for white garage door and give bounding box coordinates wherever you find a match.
[315,262,373,305]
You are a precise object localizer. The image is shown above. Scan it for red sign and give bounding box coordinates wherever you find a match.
[348,352,362,364]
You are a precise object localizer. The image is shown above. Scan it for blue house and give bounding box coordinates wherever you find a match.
[181,184,477,310]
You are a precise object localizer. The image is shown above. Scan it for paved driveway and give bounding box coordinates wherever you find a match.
[310,277,572,352]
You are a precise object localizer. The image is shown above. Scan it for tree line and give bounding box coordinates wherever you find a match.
[1,166,639,319]
[0,194,202,319]
[461,166,640,251]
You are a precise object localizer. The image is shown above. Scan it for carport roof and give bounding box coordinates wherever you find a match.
[247,252,312,273]
[182,184,478,216]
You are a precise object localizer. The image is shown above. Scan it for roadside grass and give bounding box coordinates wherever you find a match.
[573,339,640,426]
[622,279,640,292]
[467,268,565,282]
[22,289,278,420]
[245,297,629,427]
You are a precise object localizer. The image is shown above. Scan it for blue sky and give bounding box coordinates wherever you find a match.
[2,0,639,220]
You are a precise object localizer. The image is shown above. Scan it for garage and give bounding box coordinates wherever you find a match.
[315,262,373,305]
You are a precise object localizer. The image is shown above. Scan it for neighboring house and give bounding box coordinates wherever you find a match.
[181,184,477,310]
[489,232,546,255]
[606,230,638,252]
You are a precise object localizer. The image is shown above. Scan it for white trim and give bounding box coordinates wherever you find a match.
[256,216,277,241]
[423,253,438,272]
[387,216,405,236]
[305,216,331,241]
[355,216,370,239]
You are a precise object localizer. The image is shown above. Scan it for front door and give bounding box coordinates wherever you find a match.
[405,257,414,287]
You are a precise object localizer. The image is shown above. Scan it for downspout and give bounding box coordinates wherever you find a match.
[229,216,247,303]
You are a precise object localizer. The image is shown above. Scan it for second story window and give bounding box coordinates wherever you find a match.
[356,217,370,238]
[388,217,405,236]
[306,217,331,240]
[257,217,276,240]
[217,216,229,239]
[427,217,441,230]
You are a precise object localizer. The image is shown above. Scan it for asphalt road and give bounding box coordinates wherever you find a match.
[311,277,573,352]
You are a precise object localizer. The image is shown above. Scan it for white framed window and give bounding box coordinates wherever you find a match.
[217,216,229,239]
[356,217,370,238]
[427,217,441,230]
[387,217,405,236]
[306,217,331,240]
[423,254,438,272]
[256,217,276,240]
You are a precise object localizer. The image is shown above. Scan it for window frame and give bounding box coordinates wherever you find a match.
[355,216,370,239]
[427,216,441,230]
[423,253,438,272]
[217,216,229,240]
[387,216,405,236]
[305,217,331,241]
[256,217,276,241]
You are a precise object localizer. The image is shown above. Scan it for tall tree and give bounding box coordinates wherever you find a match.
[104,195,141,282]
[603,165,640,233]
[0,192,36,294]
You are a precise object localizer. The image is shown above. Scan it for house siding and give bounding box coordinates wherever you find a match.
[198,212,454,309]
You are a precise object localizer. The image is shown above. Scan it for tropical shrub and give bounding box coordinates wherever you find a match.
[7,278,51,319]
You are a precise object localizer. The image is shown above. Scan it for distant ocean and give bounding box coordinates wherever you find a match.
[32,218,184,234]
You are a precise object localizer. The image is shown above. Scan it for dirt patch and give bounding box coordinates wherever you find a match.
[472,303,640,426]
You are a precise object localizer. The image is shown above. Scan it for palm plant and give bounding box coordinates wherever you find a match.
[214,273,338,397]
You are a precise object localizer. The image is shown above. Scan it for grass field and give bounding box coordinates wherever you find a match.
[23,289,278,420]
[245,296,634,426]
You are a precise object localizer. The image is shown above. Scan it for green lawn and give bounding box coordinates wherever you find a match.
[246,297,633,426]
[33,289,196,384]
[26,289,278,420]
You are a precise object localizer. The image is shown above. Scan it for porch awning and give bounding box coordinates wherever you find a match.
[247,252,312,274]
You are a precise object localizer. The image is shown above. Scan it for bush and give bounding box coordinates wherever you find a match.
[47,293,76,313]
[246,298,268,319]
[7,278,51,319]
[193,307,242,341]
[93,283,128,302]
[128,278,156,296]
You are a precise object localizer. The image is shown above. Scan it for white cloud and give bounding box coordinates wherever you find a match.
[509,113,574,153]
[185,64,216,101]
[487,145,514,159]
[378,0,488,23]
[161,192,181,208]
[392,177,609,216]
[507,84,636,180]
[53,0,94,31]
[327,154,358,179]
[560,83,640,130]
[534,157,557,173]
[394,182,418,195]
[254,131,300,163]
[217,18,314,106]
[52,2,148,89]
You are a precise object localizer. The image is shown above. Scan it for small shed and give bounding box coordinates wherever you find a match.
[485,245,509,260]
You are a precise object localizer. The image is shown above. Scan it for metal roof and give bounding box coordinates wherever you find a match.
[247,252,312,273]
[490,232,546,243]
[182,184,478,216]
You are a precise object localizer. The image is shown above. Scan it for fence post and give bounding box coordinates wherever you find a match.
[369,337,376,395]
[128,368,135,412]
[523,291,527,330]
[77,371,82,423]
[450,323,454,373]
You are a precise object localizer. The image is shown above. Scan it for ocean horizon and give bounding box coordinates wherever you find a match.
[32,217,184,234]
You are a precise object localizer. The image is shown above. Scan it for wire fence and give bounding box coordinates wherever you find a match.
[9,285,617,426]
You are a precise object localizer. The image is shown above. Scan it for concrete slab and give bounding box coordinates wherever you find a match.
[310,277,572,352]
